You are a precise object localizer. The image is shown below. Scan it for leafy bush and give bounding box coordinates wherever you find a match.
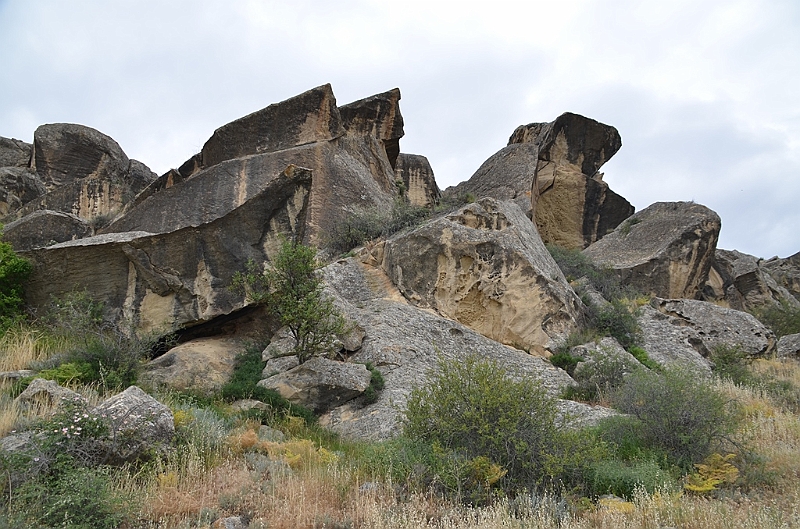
[231,239,346,364]
[0,241,32,333]
[566,346,640,402]
[404,355,605,493]
[628,345,659,370]
[546,244,638,302]
[753,300,800,338]
[608,366,741,469]
[588,457,675,499]
[710,344,754,386]
[362,362,385,404]
[592,299,643,351]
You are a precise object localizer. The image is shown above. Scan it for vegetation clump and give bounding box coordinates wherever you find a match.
[0,241,32,333]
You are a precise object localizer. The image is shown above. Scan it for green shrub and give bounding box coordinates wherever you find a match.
[362,362,385,405]
[709,344,754,386]
[753,301,800,338]
[609,366,741,469]
[231,239,346,364]
[0,241,32,333]
[593,299,643,351]
[567,346,640,403]
[628,345,659,370]
[588,457,675,499]
[404,355,605,492]
[546,245,638,302]
[550,350,582,377]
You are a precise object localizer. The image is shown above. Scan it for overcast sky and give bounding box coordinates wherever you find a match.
[1,0,798,258]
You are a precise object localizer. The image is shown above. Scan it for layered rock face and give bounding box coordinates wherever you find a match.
[583,201,721,299]
[445,113,631,248]
[394,153,440,207]
[378,197,583,352]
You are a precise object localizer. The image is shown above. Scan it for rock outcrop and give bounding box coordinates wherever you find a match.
[762,250,800,303]
[583,202,721,299]
[0,137,32,168]
[777,333,800,358]
[394,153,440,207]
[0,167,45,216]
[638,298,775,374]
[378,198,583,352]
[704,249,800,310]
[2,210,92,250]
[445,113,631,248]
[23,165,312,330]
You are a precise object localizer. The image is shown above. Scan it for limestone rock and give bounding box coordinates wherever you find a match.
[379,197,582,352]
[777,333,800,358]
[201,84,345,168]
[92,385,174,463]
[14,378,86,412]
[139,336,246,394]
[258,357,371,413]
[395,153,440,207]
[339,88,404,169]
[263,355,300,378]
[0,167,45,217]
[0,136,32,168]
[318,257,576,440]
[583,202,721,299]
[2,210,92,251]
[763,250,800,303]
[22,166,312,331]
[704,249,800,310]
[638,298,775,374]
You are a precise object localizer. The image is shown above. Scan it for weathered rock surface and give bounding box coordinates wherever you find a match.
[92,385,174,463]
[201,84,345,169]
[339,88,404,169]
[263,355,300,377]
[378,197,582,352]
[394,153,440,207]
[23,165,312,331]
[571,337,642,381]
[140,336,246,394]
[318,257,576,440]
[763,250,800,303]
[445,113,630,248]
[0,167,45,217]
[2,209,92,250]
[584,202,721,299]
[777,333,800,358]
[14,378,86,412]
[638,298,775,374]
[0,137,32,168]
[258,356,371,413]
[704,249,800,310]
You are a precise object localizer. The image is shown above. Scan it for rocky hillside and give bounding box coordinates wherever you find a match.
[2,84,799,440]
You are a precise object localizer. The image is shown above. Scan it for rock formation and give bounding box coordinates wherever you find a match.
[583,201,721,299]
[394,153,440,207]
[445,112,632,248]
[377,197,583,352]
[704,249,800,310]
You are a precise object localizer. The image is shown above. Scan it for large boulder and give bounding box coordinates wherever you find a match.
[258,356,372,413]
[377,198,583,352]
[139,336,246,394]
[2,210,92,251]
[445,113,630,248]
[13,378,86,413]
[777,334,800,358]
[22,165,312,331]
[394,153,440,207]
[201,84,345,169]
[339,88,404,169]
[583,202,721,299]
[318,257,576,440]
[0,137,32,168]
[638,298,775,375]
[91,385,174,463]
[704,249,800,310]
[0,167,45,217]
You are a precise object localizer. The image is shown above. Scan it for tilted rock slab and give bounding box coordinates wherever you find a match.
[258,356,372,414]
[105,86,402,247]
[704,249,800,310]
[583,201,721,300]
[23,166,312,331]
[2,209,92,251]
[318,257,576,440]
[378,198,582,352]
[445,113,631,248]
[638,298,775,375]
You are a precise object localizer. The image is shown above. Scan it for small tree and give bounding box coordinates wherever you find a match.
[0,240,32,332]
[232,240,346,363]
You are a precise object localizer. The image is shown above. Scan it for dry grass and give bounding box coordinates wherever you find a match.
[0,326,67,372]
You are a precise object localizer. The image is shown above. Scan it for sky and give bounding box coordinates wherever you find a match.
[1,0,798,259]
